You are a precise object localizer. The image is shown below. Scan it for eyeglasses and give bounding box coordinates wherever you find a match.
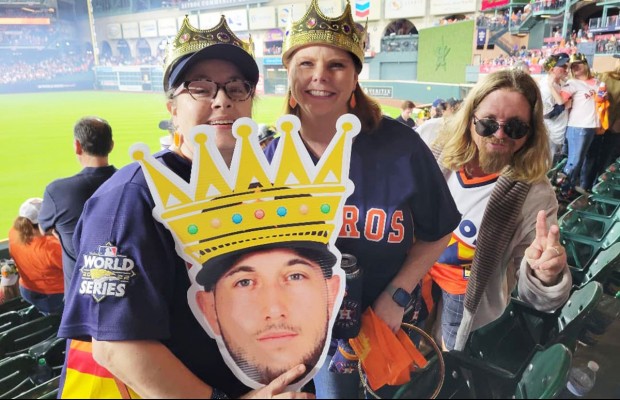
[472,115,530,140]
[172,79,254,102]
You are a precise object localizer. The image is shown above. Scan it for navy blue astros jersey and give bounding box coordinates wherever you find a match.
[264,116,460,308]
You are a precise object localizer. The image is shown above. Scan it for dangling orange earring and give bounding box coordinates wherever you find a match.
[173,132,181,147]
[349,93,356,109]
[289,96,297,109]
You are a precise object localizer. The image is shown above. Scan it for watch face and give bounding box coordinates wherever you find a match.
[393,288,412,308]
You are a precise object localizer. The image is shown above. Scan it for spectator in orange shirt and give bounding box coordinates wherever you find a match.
[8,198,64,315]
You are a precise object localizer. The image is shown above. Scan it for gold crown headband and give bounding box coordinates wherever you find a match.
[282,0,367,69]
[163,15,254,89]
[130,115,360,268]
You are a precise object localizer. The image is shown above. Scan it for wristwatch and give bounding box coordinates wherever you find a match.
[385,283,412,308]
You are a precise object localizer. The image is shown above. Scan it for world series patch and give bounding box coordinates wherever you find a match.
[79,243,136,302]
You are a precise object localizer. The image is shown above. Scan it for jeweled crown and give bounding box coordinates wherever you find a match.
[282,0,366,68]
[130,115,360,268]
[163,15,254,88]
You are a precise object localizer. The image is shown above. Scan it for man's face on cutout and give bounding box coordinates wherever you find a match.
[197,248,341,385]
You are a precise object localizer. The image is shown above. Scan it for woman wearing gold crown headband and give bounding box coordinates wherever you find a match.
[264,0,461,397]
[57,16,312,399]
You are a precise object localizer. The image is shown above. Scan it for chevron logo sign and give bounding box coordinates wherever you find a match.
[355,0,369,18]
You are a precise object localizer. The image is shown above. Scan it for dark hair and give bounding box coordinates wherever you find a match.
[74,117,114,157]
[401,100,416,110]
[200,245,336,292]
[12,217,37,245]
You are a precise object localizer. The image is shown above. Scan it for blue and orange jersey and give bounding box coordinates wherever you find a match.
[429,169,498,295]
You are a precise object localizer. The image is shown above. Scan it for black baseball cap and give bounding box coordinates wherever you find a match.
[196,241,337,290]
[555,52,570,67]
[166,43,259,91]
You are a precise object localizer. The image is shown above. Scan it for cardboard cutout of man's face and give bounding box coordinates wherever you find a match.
[133,114,359,391]
[196,248,341,386]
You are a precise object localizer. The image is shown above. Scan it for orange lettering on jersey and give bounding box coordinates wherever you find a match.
[339,205,361,238]
[365,208,387,242]
[387,210,405,243]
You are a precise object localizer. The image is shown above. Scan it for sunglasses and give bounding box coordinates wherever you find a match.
[472,115,530,140]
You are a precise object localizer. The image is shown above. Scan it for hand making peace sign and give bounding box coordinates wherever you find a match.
[524,210,567,286]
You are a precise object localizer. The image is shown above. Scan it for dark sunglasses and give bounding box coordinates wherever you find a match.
[472,115,530,140]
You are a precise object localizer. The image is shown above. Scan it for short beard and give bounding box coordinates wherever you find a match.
[222,324,327,385]
[477,138,513,174]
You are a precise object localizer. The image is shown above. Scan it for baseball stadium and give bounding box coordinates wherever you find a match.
[0,0,619,398]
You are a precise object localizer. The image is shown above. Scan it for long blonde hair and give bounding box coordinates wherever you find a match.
[569,61,594,80]
[436,69,550,184]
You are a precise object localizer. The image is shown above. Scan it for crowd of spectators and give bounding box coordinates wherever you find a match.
[0,54,93,85]
[0,26,55,47]
[481,40,579,72]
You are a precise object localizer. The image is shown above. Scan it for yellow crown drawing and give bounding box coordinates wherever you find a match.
[163,15,254,89]
[282,0,367,68]
[129,115,360,268]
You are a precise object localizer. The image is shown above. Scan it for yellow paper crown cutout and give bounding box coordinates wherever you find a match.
[129,114,360,268]
[282,0,367,69]
[163,15,255,89]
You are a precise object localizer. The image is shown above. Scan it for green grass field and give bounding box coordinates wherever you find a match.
[0,91,399,237]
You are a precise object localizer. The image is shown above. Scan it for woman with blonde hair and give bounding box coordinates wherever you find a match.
[8,198,64,315]
[429,69,571,352]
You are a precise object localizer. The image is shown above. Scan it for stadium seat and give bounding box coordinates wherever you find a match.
[0,306,45,334]
[513,343,572,399]
[566,241,620,288]
[0,297,31,316]
[14,375,60,399]
[0,353,37,398]
[592,180,620,203]
[433,339,573,398]
[0,315,61,360]
[466,282,601,373]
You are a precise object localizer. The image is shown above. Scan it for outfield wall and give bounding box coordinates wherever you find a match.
[91,66,473,103]
[0,72,95,94]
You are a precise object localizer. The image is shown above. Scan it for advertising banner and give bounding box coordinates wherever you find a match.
[353,0,381,22]
[481,0,510,11]
[122,22,139,39]
[158,18,177,37]
[139,20,158,38]
[430,0,476,15]
[249,7,276,30]
[384,0,425,19]
[477,27,487,48]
